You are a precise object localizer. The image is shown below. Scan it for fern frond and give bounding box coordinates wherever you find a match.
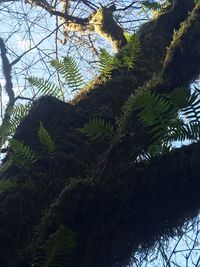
[38,124,56,157]
[0,104,30,139]
[80,117,113,141]
[0,179,17,192]
[127,91,175,124]
[28,77,62,98]
[121,85,200,159]
[9,103,30,118]
[181,92,200,123]
[32,225,75,267]
[167,86,191,108]
[10,139,37,170]
[98,35,141,76]
[168,123,200,142]
[121,34,141,69]
[123,90,178,142]
[50,57,84,91]
[98,49,118,78]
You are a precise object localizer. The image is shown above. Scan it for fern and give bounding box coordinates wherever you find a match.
[121,85,200,157]
[0,104,30,139]
[28,77,63,98]
[7,125,56,171]
[136,92,174,125]
[80,117,113,141]
[0,179,17,192]
[10,139,37,170]
[124,90,177,141]
[98,49,118,78]
[32,225,75,267]
[181,92,200,123]
[50,57,84,91]
[38,124,56,157]
[167,122,200,142]
[122,34,141,69]
[98,35,141,77]
[166,86,191,108]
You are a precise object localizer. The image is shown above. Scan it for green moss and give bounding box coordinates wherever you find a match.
[70,75,104,105]
[89,6,127,52]
[164,3,200,67]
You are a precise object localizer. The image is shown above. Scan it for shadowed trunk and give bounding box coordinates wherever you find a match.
[1,1,200,267]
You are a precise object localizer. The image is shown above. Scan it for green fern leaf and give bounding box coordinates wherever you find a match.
[122,85,200,157]
[32,225,75,267]
[127,91,175,124]
[168,123,200,142]
[181,92,200,123]
[0,179,17,192]
[0,104,30,140]
[28,77,62,98]
[38,124,56,157]
[121,34,141,69]
[50,57,84,91]
[10,139,37,170]
[123,90,178,143]
[98,49,119,78]
[80,117,113,141]
[167,86,191,108]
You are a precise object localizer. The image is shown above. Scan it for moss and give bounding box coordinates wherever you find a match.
[89,6,127,52]
[30,142,200,267]
[70,75,105,105]
[162,3,200,89]
[0,3,199,267]
[164,3,200,67]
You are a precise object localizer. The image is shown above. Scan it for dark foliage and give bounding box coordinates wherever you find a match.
[0,1,200,267]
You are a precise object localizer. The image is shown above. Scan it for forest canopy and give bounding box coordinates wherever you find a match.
[0,0,200,267]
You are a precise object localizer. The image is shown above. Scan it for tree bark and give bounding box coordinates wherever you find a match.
[0,1,200,267]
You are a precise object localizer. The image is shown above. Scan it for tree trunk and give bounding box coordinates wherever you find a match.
[0,1,200,267]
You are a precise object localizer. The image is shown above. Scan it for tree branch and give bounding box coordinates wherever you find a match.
[0,38,14,106]
[0,2,199,267]
[36,141,200,267]
[0,38,15,147]
[81,0,98,11]
[27,0,89,24]
[116,1,138,12]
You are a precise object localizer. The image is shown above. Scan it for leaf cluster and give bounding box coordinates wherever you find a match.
[32,225,75,267]
[0,104,30,140]
[98,34,141,78]
[123,86,200,155]
[10,139,37,170]
[80,86,200,153]
[28,77,63,98]
[50,57,84,91]
[0,178,17,192]
[38,123,56,157]
[10,124,56,171]
[79,117,113,141]
[28,56,85,102]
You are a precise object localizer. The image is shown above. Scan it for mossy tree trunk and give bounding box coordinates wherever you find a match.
[1,1,200,267]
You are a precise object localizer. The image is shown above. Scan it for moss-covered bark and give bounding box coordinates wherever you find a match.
[0,1,200,267]
[36,141,200,267]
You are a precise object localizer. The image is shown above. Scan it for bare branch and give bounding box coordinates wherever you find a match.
[0,38,15,147]
[0,38,14,106]
[27,0,89,24]
[115,1,138,11]
[81,0,98,11]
